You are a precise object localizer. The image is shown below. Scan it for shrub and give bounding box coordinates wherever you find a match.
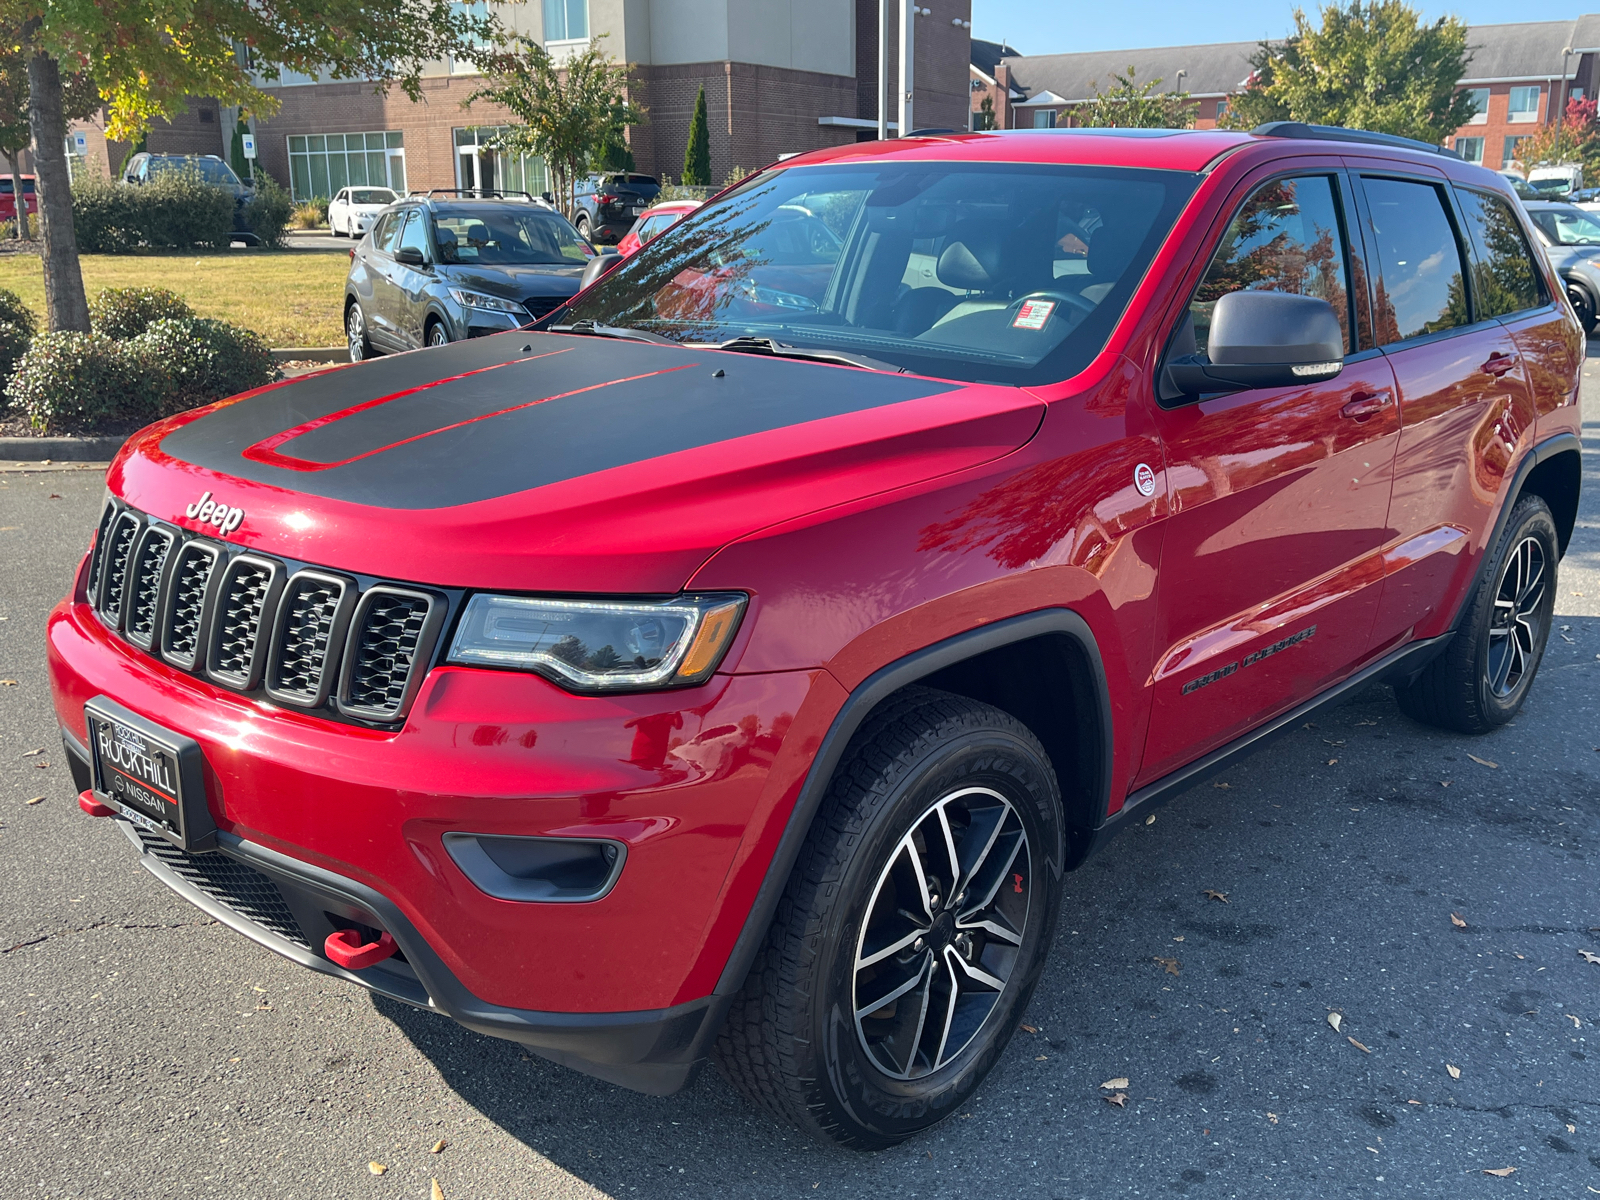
[245,175,294,248]
[290,196,328,229]
[0,286,38,341]
[72,167,235,253]
[132,317,276,414]
[0,286,38,382]
[4,332,158,433]
[89,287,194,340]
[72,174,140,253]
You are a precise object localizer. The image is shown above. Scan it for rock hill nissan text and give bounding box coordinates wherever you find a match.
[46,123,1580,1147]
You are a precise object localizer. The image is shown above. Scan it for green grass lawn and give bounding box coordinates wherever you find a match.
[0,249,349,347]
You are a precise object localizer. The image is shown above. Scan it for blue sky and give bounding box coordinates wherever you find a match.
[971,1,1588,56]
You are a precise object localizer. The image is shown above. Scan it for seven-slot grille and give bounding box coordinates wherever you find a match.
[88,502,442,725]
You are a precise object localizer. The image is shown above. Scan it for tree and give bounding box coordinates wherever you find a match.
[11,0,499,331]
[682,85,711,186]
[1511,94,1600,177]
[1221,1,1475,143]
[1079,67,1196,129]
[466,35,643,216]
[0,30,95,241]
[229,115,253,184]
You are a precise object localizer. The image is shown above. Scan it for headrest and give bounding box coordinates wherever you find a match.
[937,230,1004,290]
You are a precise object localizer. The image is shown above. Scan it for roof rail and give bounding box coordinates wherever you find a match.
[413,188,543,201]
[1251,121,1461,159]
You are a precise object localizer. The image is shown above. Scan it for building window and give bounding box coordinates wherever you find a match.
[454,127,548,197]
[1502,135,1529,169]
[1463,87,1489,124]
[451,0,490,74]
[1031,108,1055,129]
[1214,98,1230,124]
[1455,135,1485,164]
[1508,85,1541,123]
[543,0,588,42]
[287,131,405,200]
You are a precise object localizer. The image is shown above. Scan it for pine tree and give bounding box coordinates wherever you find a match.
[682,85,711,186]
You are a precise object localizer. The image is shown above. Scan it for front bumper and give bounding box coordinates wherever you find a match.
[48,590,823,1091]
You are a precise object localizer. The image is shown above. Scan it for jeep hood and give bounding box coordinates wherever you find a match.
[112,332,1044,593]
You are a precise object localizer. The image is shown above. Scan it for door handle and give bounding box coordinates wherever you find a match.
[1480,352,1517,377]
[1340,390,1392,421]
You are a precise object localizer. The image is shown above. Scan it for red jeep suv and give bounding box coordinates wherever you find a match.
[47,123,1581,1147]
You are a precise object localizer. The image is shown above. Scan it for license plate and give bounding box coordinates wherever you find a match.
[85,697,216,852]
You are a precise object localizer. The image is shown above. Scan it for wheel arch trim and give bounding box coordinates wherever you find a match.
[713,607,1114,997]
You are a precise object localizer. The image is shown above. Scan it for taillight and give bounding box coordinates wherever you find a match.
[349,247,356,262]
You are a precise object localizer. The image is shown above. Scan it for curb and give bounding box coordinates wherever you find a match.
[271,347,347,363]
[0,435,125,462]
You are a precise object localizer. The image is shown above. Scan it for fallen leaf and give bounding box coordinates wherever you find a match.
[1482,1167,1515,1177]
[33,761,47,768]
[1327,1012,1343,1032]
[1173,935,1184,942]
[1407,1099,1422,1105]
[25,795,44,805]
[431,1139,447,1154]
[1349,1036,1371,1053]
[1567,1014,1582,1028]
[1354,719,1378,726]
[1302,721,1317,729]
[47,493,60,499]
[1450,912,1467,929]
[368,1162,387,1176]
[1323,739,1346,746]
[1145,814,1156,826]
[1580,950,1600,966]
[432,1181,446,1200]
[1568,1123,1578,1134]
[1327,758,1339,765]
[1019,1023,1038,1034]
[1203,889,1229,903]
[1212,781,1231,789]
[20,748,43,757]
[1034,1054,1048,1061]
[1154,956,1181,976]
[1100,1077,1130,1090]
[1103,1092,1128,1107]
[1466,754,1498,769]
[1440,781,1451,788]
[1446,1063,1461,1080]
[1266,1112,1279,1124]
[0,679,16,686]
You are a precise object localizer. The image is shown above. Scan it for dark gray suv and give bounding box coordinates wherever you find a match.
[343,195,592,360]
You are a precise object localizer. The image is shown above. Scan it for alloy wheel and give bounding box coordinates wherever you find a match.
[1487,535,1547,698]
[852,785,1031,1080]
[346,305,367,362]
[428,323,449,348]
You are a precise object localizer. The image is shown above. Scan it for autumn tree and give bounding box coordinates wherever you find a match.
[8,0,498,331]
[0,29,96,241]
[1510,94,1600,178]
[1080,67,1196,129]
[466,35,644,216]
[1221,1,1475,143]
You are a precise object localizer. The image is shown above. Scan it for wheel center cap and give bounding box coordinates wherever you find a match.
[929,911,956,948]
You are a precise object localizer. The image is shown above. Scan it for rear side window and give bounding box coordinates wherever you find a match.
[1360,178,1470,343]
[1456,189,1545,317]
[1190,174,1352,356]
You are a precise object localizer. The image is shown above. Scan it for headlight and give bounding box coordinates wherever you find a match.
[447,288,529,317]
[446,593,746,691]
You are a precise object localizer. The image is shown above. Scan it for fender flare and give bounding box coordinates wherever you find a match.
[713,607,1114,996]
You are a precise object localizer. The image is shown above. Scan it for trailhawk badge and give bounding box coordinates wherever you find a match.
[184,491,244,534]
[1133,463,1156,497]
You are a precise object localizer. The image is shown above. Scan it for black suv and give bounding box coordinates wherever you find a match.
[120,152,258,245]
[571,173,661,243]
[344,194,592,359]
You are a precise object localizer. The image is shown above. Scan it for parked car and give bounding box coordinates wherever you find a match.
[1523,199,1600,331]
[328,186,398,237]
[120,152,258,244]
[571,172,660,243]
[50,123,1580,1149]
[1529,163,1583,198]
[0,173,36,225]
[614,199,702,259]
[343,195,591,359]
[1500,170,1541,201]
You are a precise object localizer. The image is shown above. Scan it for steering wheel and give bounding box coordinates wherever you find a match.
[1014,289,1097,317]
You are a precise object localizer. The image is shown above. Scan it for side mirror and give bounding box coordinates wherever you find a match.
[578,248,622,291]
[394,246,426,267]
[1165,291,1344,397]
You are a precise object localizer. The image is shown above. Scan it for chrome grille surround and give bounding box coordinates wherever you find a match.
[83,501,444,727]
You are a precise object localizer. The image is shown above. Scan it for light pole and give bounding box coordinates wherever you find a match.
[1560,46,1573,165]
[878,0,889,140]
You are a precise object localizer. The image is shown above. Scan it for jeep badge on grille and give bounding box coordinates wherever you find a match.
[184,491,244,535]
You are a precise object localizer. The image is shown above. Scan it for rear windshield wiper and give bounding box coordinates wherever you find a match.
[549,319,678,345]
[710,336,906,373]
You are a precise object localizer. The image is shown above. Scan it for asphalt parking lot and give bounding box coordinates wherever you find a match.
[3,362,1599,1199]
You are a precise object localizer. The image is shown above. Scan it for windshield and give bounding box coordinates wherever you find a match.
[351,189,396,205]
[151,158,241,186]
[434,209,591,266]
[1529,176,1574,196]
[560,162,1195,385]
[1530,207,1600,246]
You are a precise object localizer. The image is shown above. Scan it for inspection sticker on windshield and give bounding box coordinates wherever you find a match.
[1012,299,1056,330]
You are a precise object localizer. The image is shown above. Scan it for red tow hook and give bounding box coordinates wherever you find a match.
[324,928,398,970]
[79,790,114,817]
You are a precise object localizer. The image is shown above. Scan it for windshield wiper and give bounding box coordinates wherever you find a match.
[711,336,906,373]
[550,319,678,345]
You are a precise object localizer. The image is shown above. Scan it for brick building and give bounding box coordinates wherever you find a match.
[968,15,1600,176]
[64,0,973,198]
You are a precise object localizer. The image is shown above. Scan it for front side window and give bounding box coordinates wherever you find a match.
[1456,189,1544,317]
[1508,85,1541,122]
[1527,204,1600,247]
[543,0,588,41]
[1455,136,1485,164]
[561,161,1197,386]
[433,208,590,265]
[1464,87,1490,123]
[397,210,430,261]
[1360,177,1469,343]
[372,211,404,255]
[1189,175,1352,356]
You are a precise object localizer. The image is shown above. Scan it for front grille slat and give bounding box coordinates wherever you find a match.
[206,555,284,690]
[133,827,309,948]
[338,587,443,722]
[266,571,355,708]
[96,512,142,627]
[160,541,222,671]
[123,526,176,649]
[85,502,115,601]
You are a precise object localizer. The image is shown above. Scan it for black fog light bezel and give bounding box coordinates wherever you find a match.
[442,832,627,903]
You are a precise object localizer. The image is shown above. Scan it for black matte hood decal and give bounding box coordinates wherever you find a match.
[158,332,959,509]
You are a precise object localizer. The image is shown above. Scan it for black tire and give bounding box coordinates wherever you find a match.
[426,319,450,348]
[714,687,1063,1148]
[575,213,592,241]
[346,302,373,363]
[1567,281,1597,334]
[1395,495,1558,733]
